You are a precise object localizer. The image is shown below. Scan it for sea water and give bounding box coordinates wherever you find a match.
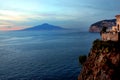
[0,30,100,80]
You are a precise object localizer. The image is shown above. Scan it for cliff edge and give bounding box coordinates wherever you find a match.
[78,39,120,80]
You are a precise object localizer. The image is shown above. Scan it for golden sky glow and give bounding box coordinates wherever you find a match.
[0,27,23,31]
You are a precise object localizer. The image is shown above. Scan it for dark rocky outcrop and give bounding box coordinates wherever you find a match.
[78,39,120,80]
[89,19,116,32]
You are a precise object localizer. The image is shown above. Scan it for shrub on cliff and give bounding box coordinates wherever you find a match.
[78,39,120,80]
[93,39,120,52]
[79,55,87,65]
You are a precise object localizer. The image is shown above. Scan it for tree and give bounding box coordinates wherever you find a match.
[100,26,107,35]
[102,26,107,32]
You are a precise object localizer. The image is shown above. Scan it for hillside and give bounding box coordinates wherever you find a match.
[22,23,65,31]
[89,19,116,32]
[78,39,120,80]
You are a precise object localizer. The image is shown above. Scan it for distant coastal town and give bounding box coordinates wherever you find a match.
[101,15,120,41]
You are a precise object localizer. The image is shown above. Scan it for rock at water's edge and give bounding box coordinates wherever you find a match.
[78,40,120,80]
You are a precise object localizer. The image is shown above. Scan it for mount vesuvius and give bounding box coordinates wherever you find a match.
[22,23,65,31]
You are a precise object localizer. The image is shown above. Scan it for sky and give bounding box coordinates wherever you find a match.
[0,0,120,31]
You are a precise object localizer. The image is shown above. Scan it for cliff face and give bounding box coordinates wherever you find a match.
[78,40,120,80]
[89,19,116,32]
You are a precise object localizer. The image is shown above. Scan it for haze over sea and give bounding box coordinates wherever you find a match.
[0,30,100,80]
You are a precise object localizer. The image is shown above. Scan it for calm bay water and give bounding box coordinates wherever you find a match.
[0,30,100,80]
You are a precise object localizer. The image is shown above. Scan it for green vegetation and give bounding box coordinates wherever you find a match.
[79,55,87,65]
[78,39,120,80]
[100,26,107,35]
[101,26,107,32]
[92,39,120,52]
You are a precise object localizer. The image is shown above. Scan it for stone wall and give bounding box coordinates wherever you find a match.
[101,32,120,41]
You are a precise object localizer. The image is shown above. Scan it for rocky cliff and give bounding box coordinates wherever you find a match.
[89,19,116,32]
[78,39,120,80]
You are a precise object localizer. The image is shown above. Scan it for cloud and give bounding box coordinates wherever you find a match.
[0,26,24,31]
[0,10,29,22]
[0,0,120,30]
[0,9,80,30]
[0,20,28,31]
[0,9,78,21]
[83,0,120,11]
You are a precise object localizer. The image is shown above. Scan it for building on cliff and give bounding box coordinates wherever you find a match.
[101,15,120,41]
